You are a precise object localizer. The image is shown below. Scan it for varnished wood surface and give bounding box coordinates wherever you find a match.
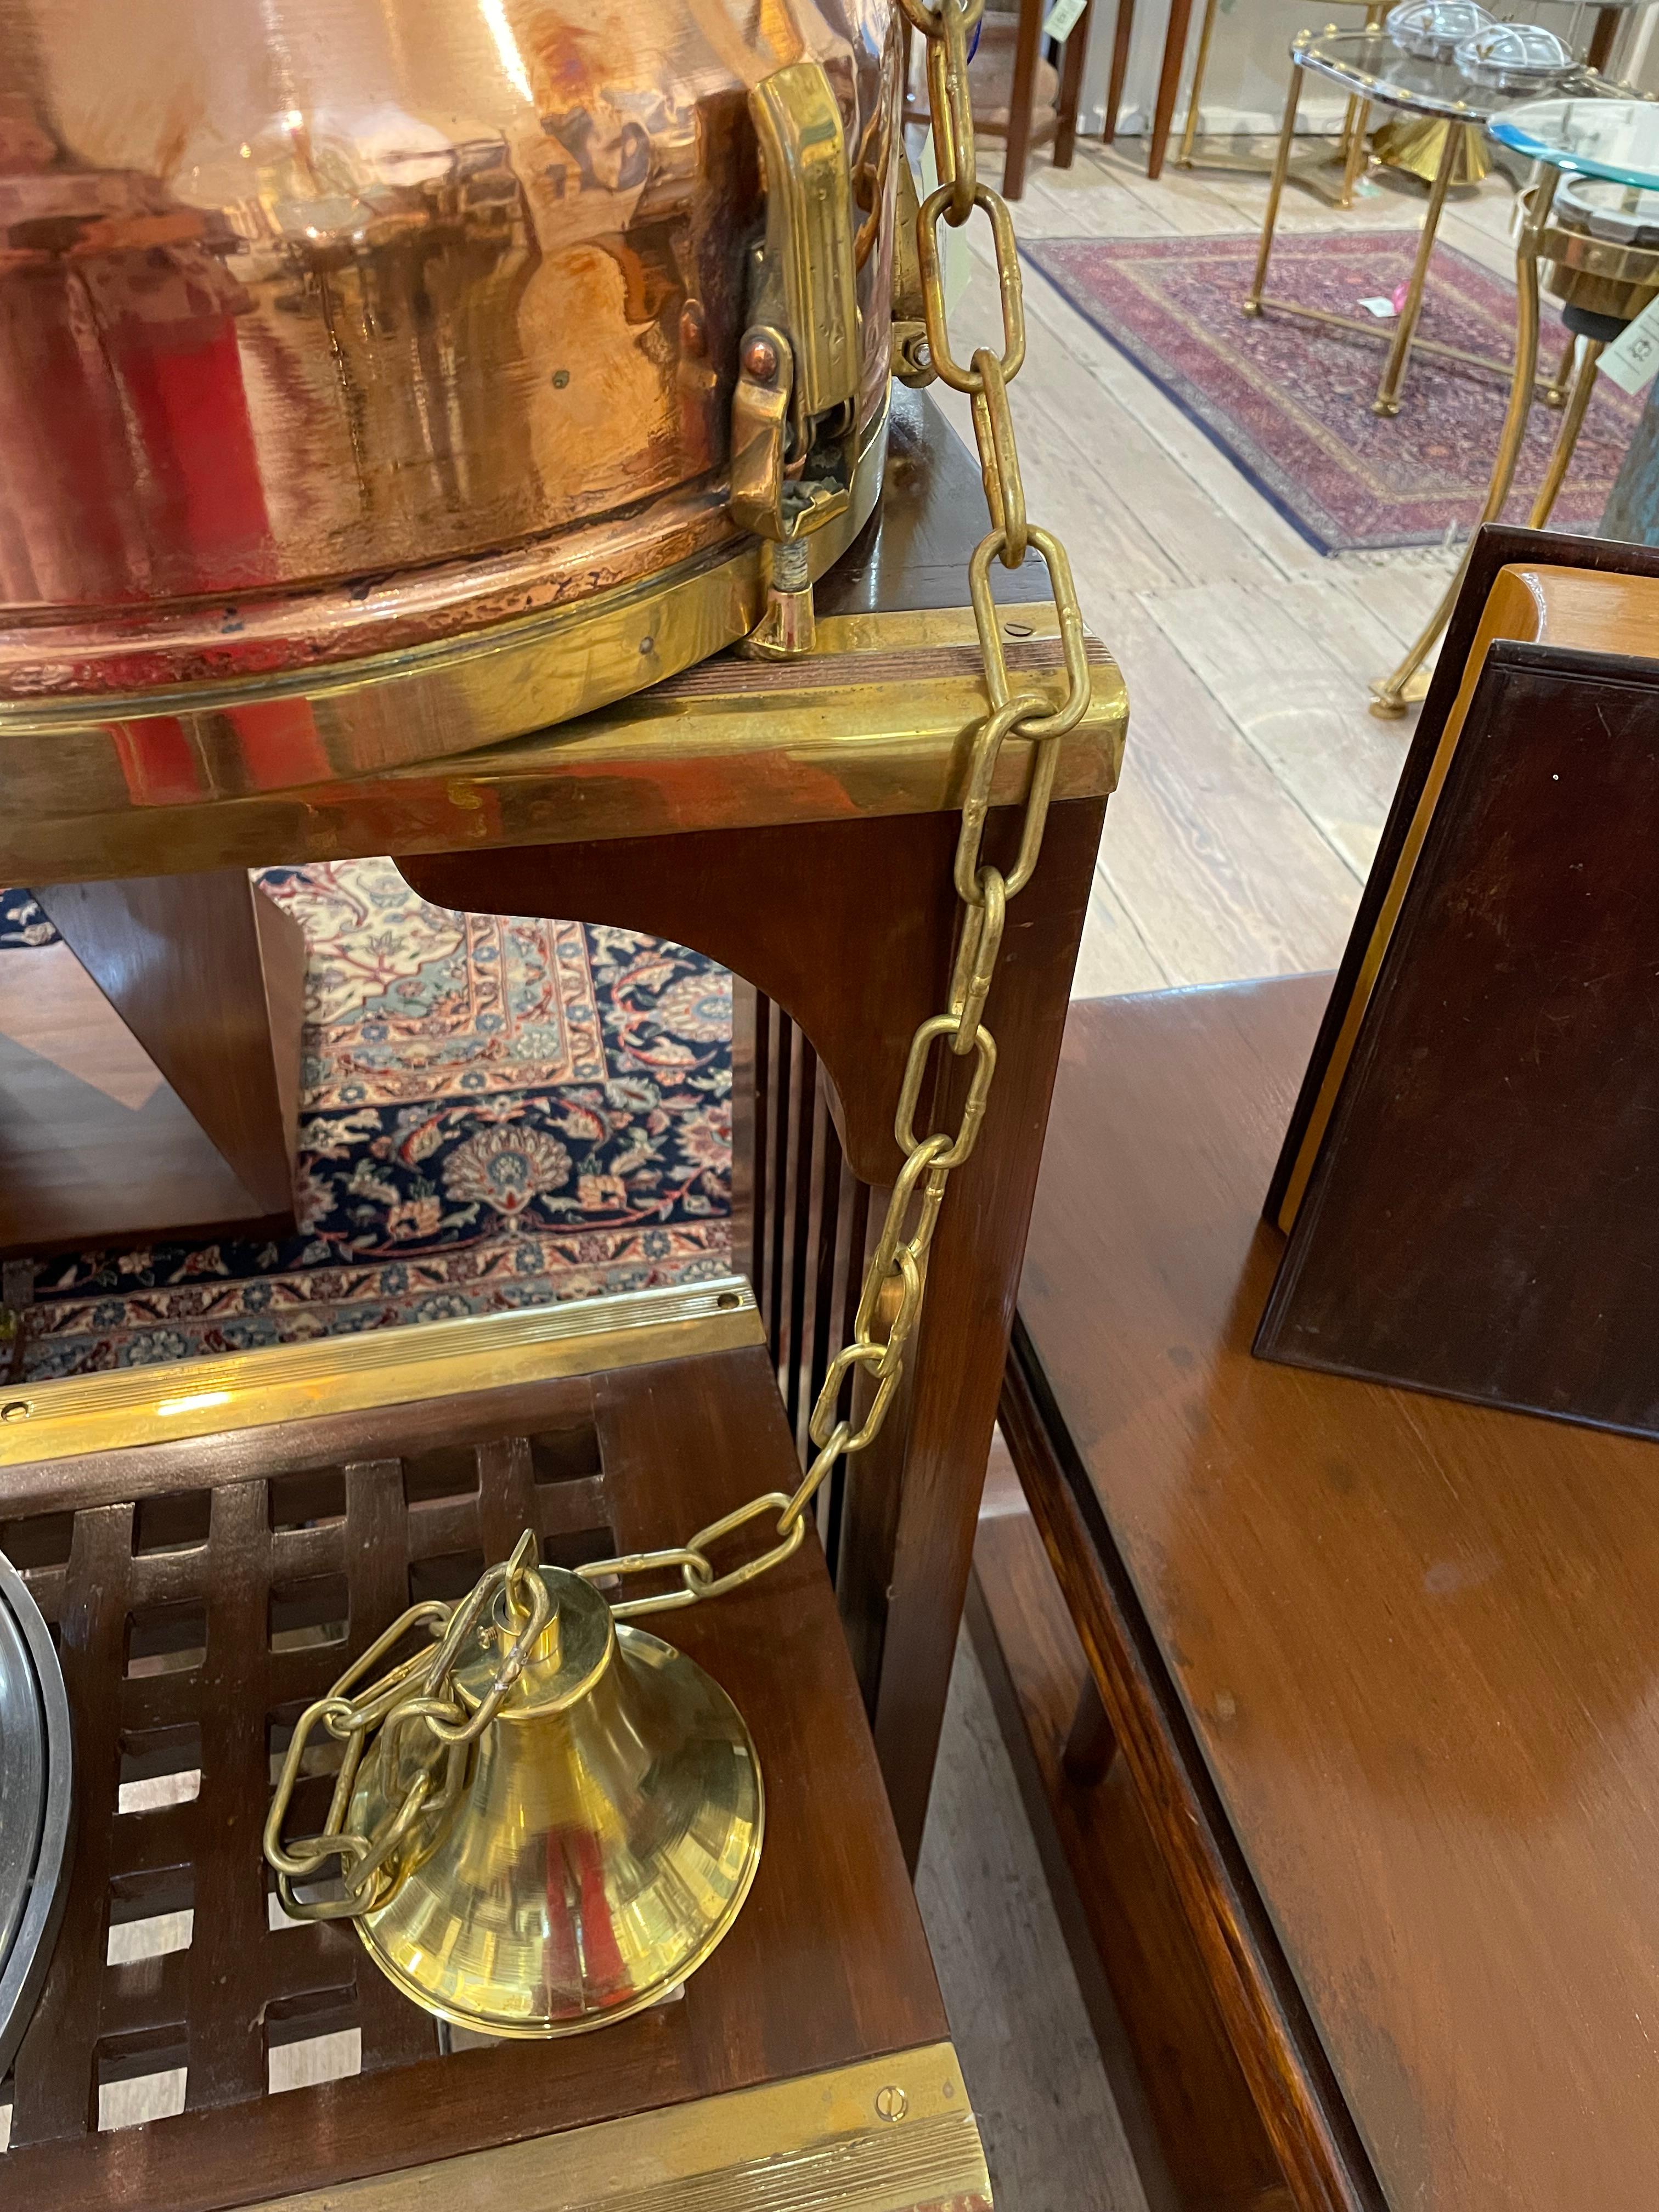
[1267,526,1659,1224]
[1019,975,1659,2212]
[409,793,1108,1866]
[0,944,291,1259]
[4,1342,945,2208]
[1262,647,1659,1432]
[34,873,303,1220]
[972,1492,1289,2212]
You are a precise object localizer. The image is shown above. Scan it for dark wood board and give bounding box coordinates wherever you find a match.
[1259,648,1659,1436]
[971,1492,1289,2212]
[1264,524,1659,1226]
[1017,974,1659,2212]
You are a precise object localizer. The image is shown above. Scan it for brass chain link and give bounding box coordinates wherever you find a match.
[266,0,1090,1910]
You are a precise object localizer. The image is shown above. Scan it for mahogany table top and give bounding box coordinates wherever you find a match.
[1019,974,1659,2212]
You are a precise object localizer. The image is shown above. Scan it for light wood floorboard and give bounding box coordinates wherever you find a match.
[925,137,1530,990]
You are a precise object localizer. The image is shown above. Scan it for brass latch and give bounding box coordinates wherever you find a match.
[731,60,862,656]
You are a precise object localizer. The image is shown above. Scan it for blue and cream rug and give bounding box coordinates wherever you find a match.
[0,869,731,1379]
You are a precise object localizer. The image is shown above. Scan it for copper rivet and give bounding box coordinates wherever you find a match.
[875,2086,908,2122]
[742,335,779,381]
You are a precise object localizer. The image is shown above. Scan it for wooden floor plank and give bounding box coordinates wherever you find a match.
[1141,577,1413,874]
[1089,594,1364,982]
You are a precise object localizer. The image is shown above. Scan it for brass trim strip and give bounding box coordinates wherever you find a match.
[0,405,890,740]
[16,605,1127,883]
[0,1277,763,1466]
[241,2044,991,2212]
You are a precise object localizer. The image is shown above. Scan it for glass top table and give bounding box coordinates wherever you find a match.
[1293,27,1596,122]
[1489,95,1659,191]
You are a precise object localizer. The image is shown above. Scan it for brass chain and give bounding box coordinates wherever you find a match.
[266,0,1090,1912]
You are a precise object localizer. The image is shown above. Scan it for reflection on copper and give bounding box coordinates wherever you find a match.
[0,0,896,698]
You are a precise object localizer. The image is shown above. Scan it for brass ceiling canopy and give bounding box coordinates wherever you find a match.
[267,1535,763,2036]
[0,0,900,791]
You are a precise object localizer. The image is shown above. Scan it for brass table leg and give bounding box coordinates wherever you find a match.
[1545,329,1577,409]
[1372,117,1461,416]
[1244,63,1303,317]
[1176,0,1221,167]
[1370,169,1561,719]
[1528,338,1604,528]
[1336,95,1372,208]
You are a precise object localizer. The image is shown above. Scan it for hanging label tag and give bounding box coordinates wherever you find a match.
[1043,0,1088,40]
[1600,291,1659,396]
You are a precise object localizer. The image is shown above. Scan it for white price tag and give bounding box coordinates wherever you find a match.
[1042,0,1088,39]
[1358,295,1398,319]
[1600,292,1659,396]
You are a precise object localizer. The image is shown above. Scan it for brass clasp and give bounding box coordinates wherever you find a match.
[731,61,861,652]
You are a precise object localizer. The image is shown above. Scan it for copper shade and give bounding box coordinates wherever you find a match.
[0,0,899,783]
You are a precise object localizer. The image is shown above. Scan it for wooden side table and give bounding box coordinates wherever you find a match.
[2,386,1125,1869]
[980,973,1659,2211]
[0,386,1122,2211]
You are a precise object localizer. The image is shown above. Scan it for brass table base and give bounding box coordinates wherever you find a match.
[1372,181,1659,716]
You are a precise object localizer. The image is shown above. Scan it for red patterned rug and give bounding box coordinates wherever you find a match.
[1025,230,1641,554]
[0,871,730,1378]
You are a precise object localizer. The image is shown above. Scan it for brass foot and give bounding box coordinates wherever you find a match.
[740,540,817,660]
[1368,665,1431,718]
[1242,297,1263,318]
[1372,396,1401,416]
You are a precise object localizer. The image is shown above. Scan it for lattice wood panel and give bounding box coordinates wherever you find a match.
[0,1345,947,2212]
[3,1381,611,2156]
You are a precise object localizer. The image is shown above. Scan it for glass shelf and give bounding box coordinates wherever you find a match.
[1488,95,1659,190]
[1291,27,1593,120]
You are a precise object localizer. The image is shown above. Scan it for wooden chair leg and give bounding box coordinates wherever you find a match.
[1054,1,1093,167]
[1004,0,1045,199]
[1063,1672,1119,1785]
[1147,0,1195,180]
[1103,0,1135,145]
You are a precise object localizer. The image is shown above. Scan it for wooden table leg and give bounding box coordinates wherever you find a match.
[1054,1,1094,167]
[400,791,1107,1866]
[1004,0,1046,199]
[1588,3,1621,70]
[1147,0,1194,180]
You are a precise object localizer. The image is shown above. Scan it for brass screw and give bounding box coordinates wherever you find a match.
[551,368,570,388]
[742,334,779,381]
[0,1401,29,1422]
[874,2085,908,2122]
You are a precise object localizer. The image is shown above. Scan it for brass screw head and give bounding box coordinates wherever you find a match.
[742,334,779,381]
[874,2085,909,2122]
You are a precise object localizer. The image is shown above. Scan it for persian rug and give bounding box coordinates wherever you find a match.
[0,865,731,1378]
[1024,230,1641,554]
